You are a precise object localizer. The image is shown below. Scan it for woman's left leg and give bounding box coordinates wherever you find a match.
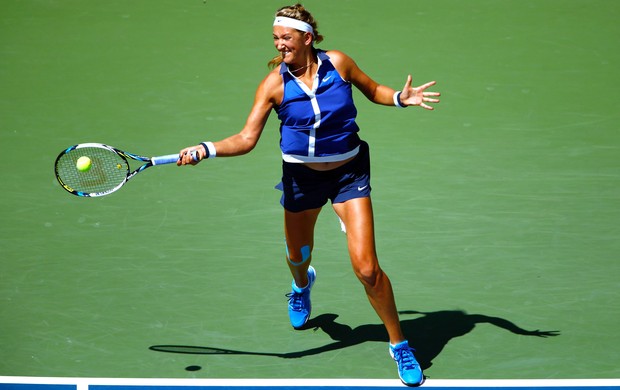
[332,196,405,344]
[333,196,424,386]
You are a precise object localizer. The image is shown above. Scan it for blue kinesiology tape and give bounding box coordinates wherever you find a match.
[285,241,311,266]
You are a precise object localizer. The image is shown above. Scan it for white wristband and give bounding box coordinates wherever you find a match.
[200,141,217,158]
[393,91,407,108]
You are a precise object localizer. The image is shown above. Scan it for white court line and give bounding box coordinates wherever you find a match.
[0,377,620,387]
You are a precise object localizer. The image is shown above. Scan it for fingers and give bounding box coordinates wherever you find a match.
[402,76,440,108]
[403,74,413,91]
[177,146,202,166]
[421,92,440,110]
[418,80,436,90]
[416,80,440,109]
[176,148,188,166]
[420,94,440,110]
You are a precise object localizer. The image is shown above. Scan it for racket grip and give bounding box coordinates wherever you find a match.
[152,154,181,165]
[152,151,200,165]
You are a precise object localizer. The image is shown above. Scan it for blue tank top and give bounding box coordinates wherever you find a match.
[275,50,361,163]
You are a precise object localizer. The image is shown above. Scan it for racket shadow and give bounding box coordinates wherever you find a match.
[149,309,559,369]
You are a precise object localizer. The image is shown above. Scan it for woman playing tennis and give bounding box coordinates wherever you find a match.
[178,3,440,386]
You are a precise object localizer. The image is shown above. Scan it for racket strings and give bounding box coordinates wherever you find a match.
[56,146,128,194]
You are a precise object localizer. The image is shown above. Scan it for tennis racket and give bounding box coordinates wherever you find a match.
[54,142,198,197]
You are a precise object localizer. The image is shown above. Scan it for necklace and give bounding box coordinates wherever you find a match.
[289,63,312,74]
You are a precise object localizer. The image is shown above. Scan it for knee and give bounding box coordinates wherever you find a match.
[286,243,312,266]
[353,261,383,288]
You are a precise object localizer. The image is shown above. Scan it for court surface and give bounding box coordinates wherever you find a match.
[1,0,618,386]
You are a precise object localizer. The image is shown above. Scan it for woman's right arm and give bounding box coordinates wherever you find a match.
[178,70,282,165]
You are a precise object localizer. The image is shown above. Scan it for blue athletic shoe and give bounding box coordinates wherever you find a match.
[389,340,424,387]
[286,266,316,329]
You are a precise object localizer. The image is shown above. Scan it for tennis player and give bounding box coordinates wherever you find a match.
[178,3,439,386]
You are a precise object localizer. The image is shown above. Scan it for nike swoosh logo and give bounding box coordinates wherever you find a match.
[358,185,368,191]
[322,76,332,83]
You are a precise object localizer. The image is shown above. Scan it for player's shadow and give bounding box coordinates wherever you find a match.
[150,309,559,369]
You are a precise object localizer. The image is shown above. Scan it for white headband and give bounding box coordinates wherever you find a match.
[273,16,314,36]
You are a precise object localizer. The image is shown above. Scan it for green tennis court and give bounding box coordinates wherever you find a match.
[1,0,618,382]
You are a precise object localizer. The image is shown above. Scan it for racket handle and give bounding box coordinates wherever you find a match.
[151,150,200,165]
[152,154,181,165]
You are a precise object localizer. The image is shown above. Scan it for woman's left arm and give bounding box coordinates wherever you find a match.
[329,50,440,110]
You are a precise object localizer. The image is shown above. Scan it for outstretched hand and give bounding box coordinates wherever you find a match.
[399,75,440,110]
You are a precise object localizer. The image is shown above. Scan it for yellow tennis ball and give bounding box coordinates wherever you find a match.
[76,156,92,172]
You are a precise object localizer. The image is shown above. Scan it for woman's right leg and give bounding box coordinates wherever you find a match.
[284,207,322,328]
[284,207,321,288]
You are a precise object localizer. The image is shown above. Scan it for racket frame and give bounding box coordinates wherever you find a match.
[54,143,184,197]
